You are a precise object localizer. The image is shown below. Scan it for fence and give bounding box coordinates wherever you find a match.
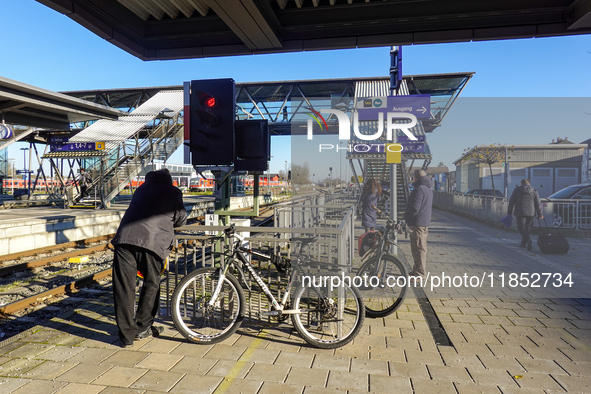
[432,191,508,223]
[160,203,355,324]
[542,199,591,230]
[434,191,591,230]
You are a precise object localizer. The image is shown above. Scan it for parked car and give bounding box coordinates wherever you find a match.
[542,183,591,228]
[463,189,504,197]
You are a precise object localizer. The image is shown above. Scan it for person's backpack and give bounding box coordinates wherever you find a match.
[358,231,378,257]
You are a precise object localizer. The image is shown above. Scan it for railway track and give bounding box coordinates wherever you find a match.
[0,205,281,340]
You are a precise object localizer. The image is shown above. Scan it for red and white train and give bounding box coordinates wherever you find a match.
[2,179,61,189]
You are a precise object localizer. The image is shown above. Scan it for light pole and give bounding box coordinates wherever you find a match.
[285,161,288,194]
[8,158,15,193]
[20,148,29,190]
[268,156,273,195]
[339,142,345,189]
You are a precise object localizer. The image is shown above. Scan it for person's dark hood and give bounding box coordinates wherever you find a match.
[414,175,431,188]
[522,185,536,195]
[146,169,172,184]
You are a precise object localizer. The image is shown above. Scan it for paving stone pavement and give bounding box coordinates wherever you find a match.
[0,208,589,393]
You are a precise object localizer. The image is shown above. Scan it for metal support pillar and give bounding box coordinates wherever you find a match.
[389,46,400,253]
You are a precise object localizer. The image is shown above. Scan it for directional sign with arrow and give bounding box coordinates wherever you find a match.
[356,94,431,120]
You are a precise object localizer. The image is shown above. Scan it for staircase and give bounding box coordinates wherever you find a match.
[73,118,184,207]
[365,160,409,220]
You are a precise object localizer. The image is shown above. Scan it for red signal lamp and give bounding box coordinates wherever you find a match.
[205,96,217,108]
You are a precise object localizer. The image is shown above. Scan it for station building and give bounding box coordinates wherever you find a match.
[454,142,588,197]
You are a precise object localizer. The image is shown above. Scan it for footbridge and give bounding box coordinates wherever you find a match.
[2,73,472,209]
[42,90,183,207]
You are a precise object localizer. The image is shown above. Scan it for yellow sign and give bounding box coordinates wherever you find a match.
[95,142,105,150]
[386,143,402,163]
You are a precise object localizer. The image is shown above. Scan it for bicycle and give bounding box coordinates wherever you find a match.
[356,219,409,318]
[171,224,365,349]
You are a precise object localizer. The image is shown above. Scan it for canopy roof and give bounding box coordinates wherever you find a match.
[37,0,591,60]
[0,76,126,130]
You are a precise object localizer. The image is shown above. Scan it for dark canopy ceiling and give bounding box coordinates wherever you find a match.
[37,0,591,60]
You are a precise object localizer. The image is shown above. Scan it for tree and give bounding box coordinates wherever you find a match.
[291,162,311,185]
[437,162,445,167]
[461,144,514,193]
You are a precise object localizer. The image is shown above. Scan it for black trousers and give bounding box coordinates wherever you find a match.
[113,244,164,345]
[516,216,534,245]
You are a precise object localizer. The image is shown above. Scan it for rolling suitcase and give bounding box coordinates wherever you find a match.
[536,218,569,255]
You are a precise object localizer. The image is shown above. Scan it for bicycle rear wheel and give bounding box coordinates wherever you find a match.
[291,282,365,349]
[357,253,408,318]
[171,267,244,344]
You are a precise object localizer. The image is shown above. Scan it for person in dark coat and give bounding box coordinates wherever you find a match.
[508,178,543,250]
[404,170,433,278]
[75,168,91,202]
[111,169,187,347]
[361,179,382,233]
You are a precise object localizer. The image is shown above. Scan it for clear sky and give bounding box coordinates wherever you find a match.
[1,0,591,178]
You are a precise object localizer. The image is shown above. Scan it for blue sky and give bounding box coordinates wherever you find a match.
[1,0,591,177]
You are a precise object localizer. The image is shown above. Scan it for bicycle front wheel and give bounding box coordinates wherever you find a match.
[291,282,365,349]
[171,267,244,344]
[357,253,408,318]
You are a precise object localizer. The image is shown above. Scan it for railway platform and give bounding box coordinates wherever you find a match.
[0,209,590,393]
[0,195,216,257]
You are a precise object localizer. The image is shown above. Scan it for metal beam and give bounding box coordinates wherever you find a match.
[205,0,282,50]
[568,0,591,28]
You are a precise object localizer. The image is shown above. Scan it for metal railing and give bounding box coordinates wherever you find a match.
[433,191,508,223]
[434,191,591,230]
[161,205,355,323]
[542,199,591,230]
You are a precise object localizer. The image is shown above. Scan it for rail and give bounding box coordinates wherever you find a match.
[162,205,355,323]
[541,199,591,230]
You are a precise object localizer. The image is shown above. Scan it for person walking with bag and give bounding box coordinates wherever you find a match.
[405,170,433,279]
[508,178,543,251]
[111,169,187,347]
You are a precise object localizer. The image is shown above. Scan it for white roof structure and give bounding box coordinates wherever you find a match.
[69,90,183,150]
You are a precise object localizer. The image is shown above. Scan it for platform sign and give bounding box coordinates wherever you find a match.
[49,137,70,144]
[50,142,104,152]
[386,144,402,164]
[356,95,430,120]
[398,135,426,143]
[205,214,219,235]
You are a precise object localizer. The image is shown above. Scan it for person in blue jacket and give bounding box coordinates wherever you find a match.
[404,170,433,278]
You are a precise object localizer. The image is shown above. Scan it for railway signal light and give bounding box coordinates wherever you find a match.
[234,119,270,172]
[188,78,235,165]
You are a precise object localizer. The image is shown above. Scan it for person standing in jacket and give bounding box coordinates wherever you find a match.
[361,179,382,233]
[404,170,433,278]
[75,168,91,202]
[111,169,187,347]
[508,178,543,250]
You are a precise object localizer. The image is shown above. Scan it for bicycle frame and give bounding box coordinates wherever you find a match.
[208,231,318,316]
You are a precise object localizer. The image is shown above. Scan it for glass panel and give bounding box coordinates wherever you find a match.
[557,169,576,178]
[533,168,551,177]
[575,188,591,200]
